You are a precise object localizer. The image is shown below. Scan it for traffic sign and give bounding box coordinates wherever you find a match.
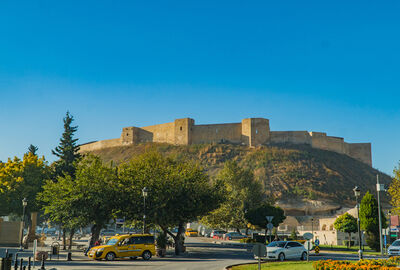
[304,240,313,251]
[314,246,320,254]
[252,243,266,257]
[267,223,274,230]
[266,216,273,223]
[314,239,320,246]
[303,232,313,240]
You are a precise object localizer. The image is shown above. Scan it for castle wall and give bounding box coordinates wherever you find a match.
[191,123,242,144]
[78,117,373,166]
[270,131,312,145]
[141,122,175,144]
[348,143,372,166]
[80,138,121,152]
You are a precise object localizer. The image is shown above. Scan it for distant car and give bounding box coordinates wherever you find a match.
[261,241,308,261]
[388,239,400,257]
[223,232,246,240]
[185,228,198,237]
[210,230,227,238]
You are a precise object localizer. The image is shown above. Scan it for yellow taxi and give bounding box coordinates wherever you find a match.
[185,228,198,237]
[88,234,156,261]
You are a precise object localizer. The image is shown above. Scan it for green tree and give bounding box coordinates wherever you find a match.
[52,111,81,179]
[244,202,286,232]
[39,155,118,249]
[334,213,358,248]
[388,163,400,215]
[27,144,38,155]
[0,153,50,241]
[201,161,265,232]
[290,228,297,240]
[360,191,387,251]
[117,151,222,255]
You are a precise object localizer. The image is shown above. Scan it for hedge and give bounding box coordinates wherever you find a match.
[313,257,400,270]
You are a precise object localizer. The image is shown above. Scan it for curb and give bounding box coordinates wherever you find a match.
[224,261,266,270]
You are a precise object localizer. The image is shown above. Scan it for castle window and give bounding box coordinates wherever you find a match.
[180,126,182,131]
[256,129,258,134]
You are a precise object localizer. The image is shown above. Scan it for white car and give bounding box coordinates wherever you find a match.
[263,241,308,261]
[388,239,400,257]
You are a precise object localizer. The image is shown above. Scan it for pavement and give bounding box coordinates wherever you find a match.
[0,237,390,270]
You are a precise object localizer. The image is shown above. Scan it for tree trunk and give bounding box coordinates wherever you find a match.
[174,223,185,255]
[89,224,102,247]
[245,227,249,236]
[62,228,67,250]
[68,229,75,250]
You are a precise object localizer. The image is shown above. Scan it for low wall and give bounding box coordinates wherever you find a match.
[80,138,121,152]
[192,123,242,144]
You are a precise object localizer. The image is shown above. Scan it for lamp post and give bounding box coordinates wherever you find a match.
[376,174,384,256]
[353,186,362,260]
[311,218,314,243]
[20,198,28,251]
[142,187,148,234]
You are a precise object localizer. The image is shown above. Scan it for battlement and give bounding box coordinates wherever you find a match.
[80,117,372,166]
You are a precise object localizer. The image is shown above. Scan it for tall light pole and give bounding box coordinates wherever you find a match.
[311,218,314,243]
[353,186,362,260]
[376,174,384,256]
[20,198,28,251]
[142,187,148,234]
[388,210,392,246]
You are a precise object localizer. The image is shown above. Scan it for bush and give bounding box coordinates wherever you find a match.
[240,238,256,243]
[343,240,355,247]
[313,257,400,270]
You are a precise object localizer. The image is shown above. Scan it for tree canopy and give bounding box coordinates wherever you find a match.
[334,213,358,248]
[201,161,266,231]
[388,163,400,215]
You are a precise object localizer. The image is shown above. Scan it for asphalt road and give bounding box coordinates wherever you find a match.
[0,238,389,270]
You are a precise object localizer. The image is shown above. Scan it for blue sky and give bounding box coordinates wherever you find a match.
[0,1,399,175]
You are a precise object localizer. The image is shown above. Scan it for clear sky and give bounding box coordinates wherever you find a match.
[0,1,399,175]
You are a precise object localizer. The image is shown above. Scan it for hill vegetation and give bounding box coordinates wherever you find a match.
[82,142,392,206]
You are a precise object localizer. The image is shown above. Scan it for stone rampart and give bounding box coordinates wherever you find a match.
[79,117,372,166]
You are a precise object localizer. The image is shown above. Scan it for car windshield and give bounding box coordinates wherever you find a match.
[105,238,118,246]
[267,241,286,248]
[392,240,400,247]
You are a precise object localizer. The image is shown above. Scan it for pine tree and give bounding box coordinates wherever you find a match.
[27,144,38,155]
[52,112,81,179]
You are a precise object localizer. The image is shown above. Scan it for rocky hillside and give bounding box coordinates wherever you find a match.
[81,142,392,211]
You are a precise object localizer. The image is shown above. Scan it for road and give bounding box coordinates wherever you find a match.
[0,238,389,270]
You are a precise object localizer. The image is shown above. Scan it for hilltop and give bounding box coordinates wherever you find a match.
[81,142,392,213]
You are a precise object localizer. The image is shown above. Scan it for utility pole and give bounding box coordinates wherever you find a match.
[377,174,384,256]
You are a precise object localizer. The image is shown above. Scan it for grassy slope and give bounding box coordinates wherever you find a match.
[83,142,392,206]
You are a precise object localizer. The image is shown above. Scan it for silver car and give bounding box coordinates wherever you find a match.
[388,239,400,257]
[264,241,308,261]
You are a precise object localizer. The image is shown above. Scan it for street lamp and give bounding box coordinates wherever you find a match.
[142,187,148,234]
[353,186,362,260]
[20,198,28,251]
[388,210,392,246]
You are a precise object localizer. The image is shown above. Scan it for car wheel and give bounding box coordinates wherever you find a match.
[105,252,116,261]
[300,252,307,261]
[278,252,285,262]
[142,250,152,261]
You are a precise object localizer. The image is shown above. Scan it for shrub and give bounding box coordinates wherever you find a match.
[343,240,355,247]
[240,238,256,243]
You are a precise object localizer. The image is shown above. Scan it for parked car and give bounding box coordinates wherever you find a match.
[87,234,156,261]
[223,232,246,240]
[210,230,227,238]
[388,239,400,257]
[260,241,308,261]
[185,228,198,237]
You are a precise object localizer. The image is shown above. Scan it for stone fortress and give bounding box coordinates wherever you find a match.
[80,117,372,166]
